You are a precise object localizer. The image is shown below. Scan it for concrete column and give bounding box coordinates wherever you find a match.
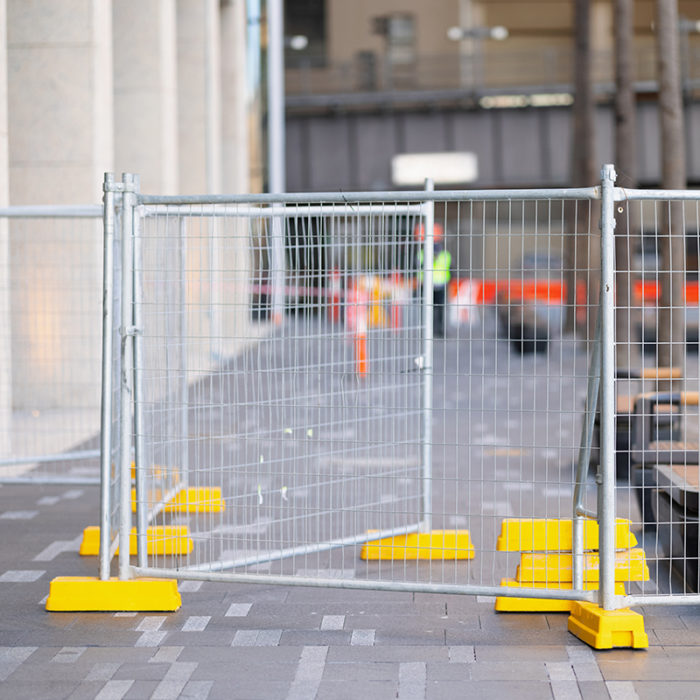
[177,0,221,194]
[220,0,253,357]
[0,0,10,457]
[7,0,113,421]
[113,0,178,194]
[221,0,249,195]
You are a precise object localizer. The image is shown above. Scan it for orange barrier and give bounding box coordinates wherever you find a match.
[633,279,699,305]
[450,278,584,306]
[451,277,700,308]
[354,333,368,378]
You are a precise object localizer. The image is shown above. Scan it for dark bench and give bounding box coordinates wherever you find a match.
[653,464,700,591]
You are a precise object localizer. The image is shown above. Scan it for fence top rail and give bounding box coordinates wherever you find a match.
[137,186,600,207]
[615,187,700,202]
[138,203,426,218]
[0,204,102,218]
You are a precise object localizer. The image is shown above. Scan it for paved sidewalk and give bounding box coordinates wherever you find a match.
[2,483,700,700]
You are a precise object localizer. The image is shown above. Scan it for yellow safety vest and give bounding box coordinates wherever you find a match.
[419,249,452,286]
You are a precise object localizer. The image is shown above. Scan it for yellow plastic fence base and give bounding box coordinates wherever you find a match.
[515,549,649,585]
[495,579,627,612]
[360,530,475,560]
[496,518,637,552]
[80,525,193,556]
[131,487,225,513]
[46,577,181,612]
[568,601,648,649]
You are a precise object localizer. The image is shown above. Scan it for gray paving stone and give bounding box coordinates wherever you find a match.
[598,656,700,681]
[654,628,700,645]
[426,680,555,700]
[286,587,412,604]
[446,627,574,646]
[207,680,291,700]
[180,680,214,699]
[631,681,700,700]
[112,662,170,681]
[481,612,550,631]
[161,631,236,647]
[191,658,298,682]
[80,647,154,665]
[475,644,570,662]
[470,660,549,682]
[180,644,302,665]
[374,629,446,646]
[642,614,686,630]
[0,680,80,699]
[316,680,399,700]
[322,661,399,682]
[123,680,159,699]
[95,680,135,700]
[426,661,471,681]
[232,628,282,646]
[327,646,450,663]
[579,681,612,700]
[280,629,352,646]
[68,681,111,699]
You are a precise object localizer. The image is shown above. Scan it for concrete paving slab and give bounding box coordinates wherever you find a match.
[4,328,700,698]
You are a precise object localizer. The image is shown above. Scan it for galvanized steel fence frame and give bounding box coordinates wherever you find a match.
[609,176,700,608]
[100,166,700,611]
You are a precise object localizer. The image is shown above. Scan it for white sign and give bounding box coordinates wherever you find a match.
[391,152,478,186]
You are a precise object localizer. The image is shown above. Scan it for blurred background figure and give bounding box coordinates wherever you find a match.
[415,222,452,338]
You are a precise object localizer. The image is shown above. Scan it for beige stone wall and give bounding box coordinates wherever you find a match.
[0,0,252,444]
[0,0,9,454]
[177,0,221,194]
[113,0,178,194]
[7,0,113,411]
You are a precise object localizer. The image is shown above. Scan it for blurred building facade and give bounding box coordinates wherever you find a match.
[0,0,262,458]
[285,0,700,190]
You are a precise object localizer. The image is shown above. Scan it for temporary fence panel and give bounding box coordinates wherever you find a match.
[610,186,700,608]
[0,205,104,485]
[130,196,430,583]
[101,173,622,606]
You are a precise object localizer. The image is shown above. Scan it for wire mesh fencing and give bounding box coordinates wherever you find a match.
[98,175,629,606]
[0,205,104,484]
[97,168,700,611]
[610,190,700,605]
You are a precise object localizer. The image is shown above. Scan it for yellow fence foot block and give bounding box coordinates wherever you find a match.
[568,601,648,649]
[495,579,626,612]
[131,487,225,513]
[496,518,637,552]
[515,549,650,585]
[80,526,193,556]
[46,577,181,612]
[360,531,474,560]
[164,487,225,513]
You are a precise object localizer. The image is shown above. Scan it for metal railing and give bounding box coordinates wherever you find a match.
[286,45,700,100]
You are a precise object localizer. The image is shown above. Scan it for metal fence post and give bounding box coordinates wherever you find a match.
[421,179,434,533]
[118,173,136,581]
[270,208,286,324]
[598,164,618,610]
[179,218,189,486]
[99,173,116,581]
[572,306,602,591]
[131,176,148,569]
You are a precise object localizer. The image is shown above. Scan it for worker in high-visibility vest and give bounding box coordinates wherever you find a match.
[415,222,452,338]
